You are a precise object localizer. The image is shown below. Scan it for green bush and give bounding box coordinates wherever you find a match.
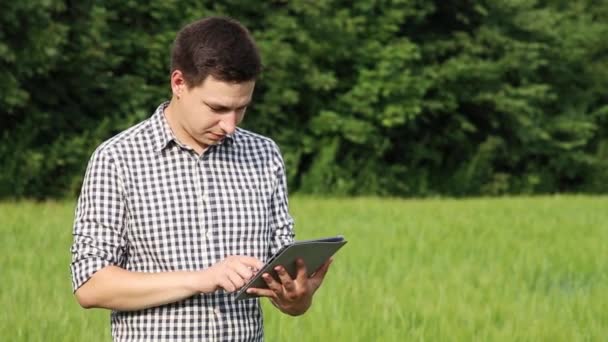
[1,0,607,198]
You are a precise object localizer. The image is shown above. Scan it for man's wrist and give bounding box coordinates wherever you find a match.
[186,269,215,294]
[276,294,312,316]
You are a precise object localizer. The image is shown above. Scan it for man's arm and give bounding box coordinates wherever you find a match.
[75,256,263,311]
[248,144,333,315]
[75,266,201,310]
[267,145,296,255]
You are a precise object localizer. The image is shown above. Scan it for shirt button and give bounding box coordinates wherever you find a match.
[202,194,209,203]
[214,308,222,317]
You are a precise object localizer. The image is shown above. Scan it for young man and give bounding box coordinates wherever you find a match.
[70,16,332,341]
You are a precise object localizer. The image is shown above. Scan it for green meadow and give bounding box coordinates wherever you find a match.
[1,196,607,341]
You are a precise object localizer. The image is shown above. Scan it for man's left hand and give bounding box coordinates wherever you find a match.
[246,258,333,316]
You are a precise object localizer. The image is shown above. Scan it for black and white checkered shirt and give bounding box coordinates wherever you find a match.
[70,102,295,341]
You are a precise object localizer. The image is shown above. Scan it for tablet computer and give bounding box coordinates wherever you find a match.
[235,235,347,300]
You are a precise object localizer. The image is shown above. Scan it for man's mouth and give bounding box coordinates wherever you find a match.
[208,132,225,140]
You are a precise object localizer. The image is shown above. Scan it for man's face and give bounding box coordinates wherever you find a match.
[173,74,255,148]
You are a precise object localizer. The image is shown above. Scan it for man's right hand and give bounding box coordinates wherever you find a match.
[197,256,264,293]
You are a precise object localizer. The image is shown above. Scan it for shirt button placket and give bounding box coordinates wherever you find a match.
[197,157,208,239]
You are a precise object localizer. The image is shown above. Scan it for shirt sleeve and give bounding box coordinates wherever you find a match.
[268,144,295,256]
[70,148,128,292]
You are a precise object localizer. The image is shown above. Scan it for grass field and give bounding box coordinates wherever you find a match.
[1,196,607,341]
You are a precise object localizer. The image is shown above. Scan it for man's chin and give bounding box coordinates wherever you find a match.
[198,137,221,146]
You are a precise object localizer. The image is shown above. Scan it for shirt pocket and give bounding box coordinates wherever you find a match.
[214,180,271,258]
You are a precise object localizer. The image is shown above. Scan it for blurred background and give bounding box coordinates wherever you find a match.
[2,2,608,341]
[2,0,607,200]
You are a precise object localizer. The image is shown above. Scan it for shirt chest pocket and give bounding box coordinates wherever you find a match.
[210,181,271,259]
[219,182,266,220]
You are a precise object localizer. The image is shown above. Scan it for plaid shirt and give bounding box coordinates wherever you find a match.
[70,102,295,341]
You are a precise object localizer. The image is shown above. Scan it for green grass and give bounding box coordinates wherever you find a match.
[1,196,607,341]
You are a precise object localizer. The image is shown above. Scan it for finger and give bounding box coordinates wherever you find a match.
[226,271,246,291]
[311,258,333,285]
[274,265,295,291]
[228,261,255,280]
[295,258,308,282]
[262,273,283,294]
[246,287,277,299]
[218,275,236,292]
[312,258,333,276]
[235,256,264,270]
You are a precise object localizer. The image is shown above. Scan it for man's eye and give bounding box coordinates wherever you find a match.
[207,105,247,114]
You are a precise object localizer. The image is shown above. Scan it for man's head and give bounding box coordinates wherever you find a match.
[166,17,261,151]
[171,16,262,86]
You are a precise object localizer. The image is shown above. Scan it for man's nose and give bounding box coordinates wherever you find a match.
[218,112,237,134]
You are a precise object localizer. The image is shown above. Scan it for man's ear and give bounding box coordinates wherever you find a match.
[170,70,187,97]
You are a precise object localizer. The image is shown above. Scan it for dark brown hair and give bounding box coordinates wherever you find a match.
[170,17,262,86]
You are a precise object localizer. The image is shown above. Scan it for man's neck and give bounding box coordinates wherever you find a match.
[164,100,208,155]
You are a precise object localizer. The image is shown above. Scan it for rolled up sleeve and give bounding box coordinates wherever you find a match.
[70,148,127,292]
[268,145,295,256]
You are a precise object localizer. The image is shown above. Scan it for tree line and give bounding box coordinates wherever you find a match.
[1,0,607,198]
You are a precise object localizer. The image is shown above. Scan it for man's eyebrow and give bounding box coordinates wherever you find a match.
[203,100,250,110]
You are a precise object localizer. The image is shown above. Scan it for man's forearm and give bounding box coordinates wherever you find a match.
[75,265,207,311]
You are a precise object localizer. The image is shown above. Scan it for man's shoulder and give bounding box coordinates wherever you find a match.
[233,128,280,153]
[92,116,154,159]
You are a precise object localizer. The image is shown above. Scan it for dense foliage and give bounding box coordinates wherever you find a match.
[1,0,607,198]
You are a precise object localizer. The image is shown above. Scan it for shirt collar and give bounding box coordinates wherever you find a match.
[224,129,238,147]
[151,102,237,153]
[151,102,176,153]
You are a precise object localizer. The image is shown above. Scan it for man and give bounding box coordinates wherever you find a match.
[70,16,332,341]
